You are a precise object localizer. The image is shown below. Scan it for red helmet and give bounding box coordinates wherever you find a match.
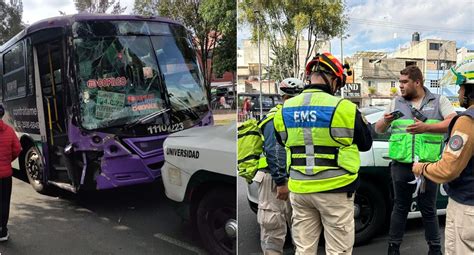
[305,52,344,81]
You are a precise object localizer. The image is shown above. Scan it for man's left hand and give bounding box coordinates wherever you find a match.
[276,184,289,201]
[412,162,424,177]
[407,118,428,134]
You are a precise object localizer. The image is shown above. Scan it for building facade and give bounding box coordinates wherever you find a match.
[237,38,330,93]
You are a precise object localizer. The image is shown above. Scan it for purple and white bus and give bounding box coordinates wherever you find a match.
[0,14,213,193]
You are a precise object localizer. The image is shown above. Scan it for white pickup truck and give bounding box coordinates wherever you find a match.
[162,123,236,254]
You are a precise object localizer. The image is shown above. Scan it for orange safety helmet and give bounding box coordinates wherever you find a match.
[305,52,351,91]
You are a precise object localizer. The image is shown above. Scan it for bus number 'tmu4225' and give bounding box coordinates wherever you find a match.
[0,14,213,193]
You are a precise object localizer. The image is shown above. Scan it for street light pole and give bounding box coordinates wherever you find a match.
[340,35,345,99]
[268,40,270,94]
[255,11,263,118]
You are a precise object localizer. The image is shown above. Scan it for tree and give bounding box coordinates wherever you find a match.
[133,0,160,16]
[239,0,347,81]
[201,0,236,78]
[0,0,25,45]
[74,0,126,14]
[134,0,235,103]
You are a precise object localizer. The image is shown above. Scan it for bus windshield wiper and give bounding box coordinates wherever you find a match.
[124,108,170,129]
[168,93,200,119]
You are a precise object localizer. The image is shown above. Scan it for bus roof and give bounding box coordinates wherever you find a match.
[0,13,183,52]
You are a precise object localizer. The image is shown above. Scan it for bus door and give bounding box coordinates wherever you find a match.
[34,39,73,185]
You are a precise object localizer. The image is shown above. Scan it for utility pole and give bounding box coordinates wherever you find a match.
[340,34,350,99]
[255,11,263,118]
[267,40,271,93]
[340,36,344,98]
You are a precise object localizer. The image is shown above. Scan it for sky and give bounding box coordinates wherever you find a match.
[20,0,474,58]
[238,0,474,58]
[21,0,136,25]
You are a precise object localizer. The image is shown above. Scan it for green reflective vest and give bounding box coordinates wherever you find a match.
[389,119,444,163]
[237,119,263,182]
[273,89,360,194]
[388,92,446,163]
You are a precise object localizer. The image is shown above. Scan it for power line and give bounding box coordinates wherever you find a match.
[349,18,474,34]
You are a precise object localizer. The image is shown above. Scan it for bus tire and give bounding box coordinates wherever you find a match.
[354,180,387,246]
[196,187,236,255]
[24,146,48,194]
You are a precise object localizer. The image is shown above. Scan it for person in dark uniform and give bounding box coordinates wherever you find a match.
[413,62,474,255]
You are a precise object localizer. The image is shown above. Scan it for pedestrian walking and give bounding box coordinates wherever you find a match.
[0,104,21,242]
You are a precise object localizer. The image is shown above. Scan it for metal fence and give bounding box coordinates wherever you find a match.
[237,110,265,122]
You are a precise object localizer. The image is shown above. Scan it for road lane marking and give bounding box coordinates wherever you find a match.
[153,233,208,254]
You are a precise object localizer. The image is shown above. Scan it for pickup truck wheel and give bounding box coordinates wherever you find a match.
[196,187,236,255]
[354,180,387,245]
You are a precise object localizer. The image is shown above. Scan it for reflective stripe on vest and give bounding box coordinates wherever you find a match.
[389,91,445,163]
[273,89,360,193]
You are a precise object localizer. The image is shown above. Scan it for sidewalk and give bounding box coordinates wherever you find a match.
[213,112,236,125]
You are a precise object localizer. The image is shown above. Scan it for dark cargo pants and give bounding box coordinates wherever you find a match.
[389,162,441,246]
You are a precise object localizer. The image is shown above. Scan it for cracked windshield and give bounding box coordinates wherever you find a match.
[74,21,207,130]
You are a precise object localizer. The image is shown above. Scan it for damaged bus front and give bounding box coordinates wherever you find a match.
[0,14,212,193]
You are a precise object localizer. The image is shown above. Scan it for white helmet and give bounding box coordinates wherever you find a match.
[279,78,304,96]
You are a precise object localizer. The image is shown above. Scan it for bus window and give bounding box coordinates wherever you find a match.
[3,42,26,99]
[151,36,207,111]
[26,39,34,96]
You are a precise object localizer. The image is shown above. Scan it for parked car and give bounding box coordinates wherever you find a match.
[246,106,465,245]
[238,93,282,113]
[162,123,236,254]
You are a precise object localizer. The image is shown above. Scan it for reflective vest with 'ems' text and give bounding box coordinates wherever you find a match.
[273,89,360,194]
[389,91,445,163]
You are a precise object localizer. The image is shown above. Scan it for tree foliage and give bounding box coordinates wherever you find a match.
[0,0,24,45]
[134,0,236,102]
[133,0,160,16]
[201,0,236,78]
[239,0,347,81]
[74,0,126,14]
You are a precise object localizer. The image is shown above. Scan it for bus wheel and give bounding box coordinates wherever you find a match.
[24,146,48,193]
[196,187,236,255]
[354,180,387,245]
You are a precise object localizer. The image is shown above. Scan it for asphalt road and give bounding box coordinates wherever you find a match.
[0,171,209,255]
[238,178,446,255]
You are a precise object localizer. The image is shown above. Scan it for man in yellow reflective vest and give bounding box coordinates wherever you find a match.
[375,65,457,255]
[254,78,303,255]
[274,53,373,254]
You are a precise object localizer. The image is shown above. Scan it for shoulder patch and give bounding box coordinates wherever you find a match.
[446,130,469,158]
[448,135,464,151]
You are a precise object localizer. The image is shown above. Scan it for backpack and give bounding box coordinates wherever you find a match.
[237,119,264,183]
